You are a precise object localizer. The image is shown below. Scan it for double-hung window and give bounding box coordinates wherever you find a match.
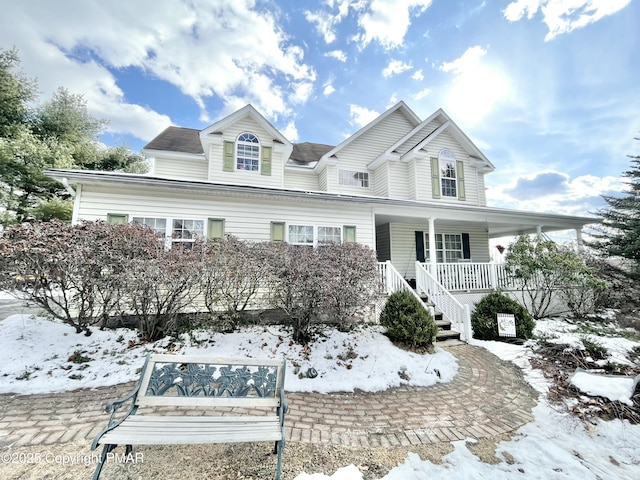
[132,217,203,249]
[288,225,342,247]
[338,169,369,188]
[236,132,260,171]
[439,149,457,197]
[426,233,463,263]
[171,219,204,248]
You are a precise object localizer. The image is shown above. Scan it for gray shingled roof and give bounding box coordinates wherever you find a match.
[143,127,334,165]
[144,126,203,155]
[289,142,334,165]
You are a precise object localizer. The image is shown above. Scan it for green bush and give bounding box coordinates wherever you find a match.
[380,290,437,348]
[471,291,535,341]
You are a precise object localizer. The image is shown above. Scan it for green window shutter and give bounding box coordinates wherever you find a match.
[261,146,272,176]
[457,160,466,200]
[430,157,441,199]
[207,218,225,240]
[343,225,356,243]
[223,140,235,172]
[107,213,128,224]
[270,222,285,242]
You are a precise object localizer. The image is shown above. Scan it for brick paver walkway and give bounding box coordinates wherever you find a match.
[0,344,537,449]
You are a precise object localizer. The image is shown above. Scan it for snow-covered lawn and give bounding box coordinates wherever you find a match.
[0,314,458,395]
[1,308,639,479]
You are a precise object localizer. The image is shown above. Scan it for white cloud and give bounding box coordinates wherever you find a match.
[411,69,424,81]
[0,0,316,141]
[324,50,348,62]
[323,83,336,96]
[349,104,380,128]
[503,0,632,41]
[439,46,512,123]
[355,0,433,49]
[440,45,487,74]
[292,82,314,104]
[413,87,431,100]
[382,60,413,77]
[305,0,354,44]
[305,10,339,44]
[281,121,299,142]
[488,170,624,215]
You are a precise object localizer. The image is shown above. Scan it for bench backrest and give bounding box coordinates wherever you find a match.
[135,354,286,409]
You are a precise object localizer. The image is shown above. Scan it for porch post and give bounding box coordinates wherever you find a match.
[428,217,437,276]
[576,229,584,252]
[536,225,543,239]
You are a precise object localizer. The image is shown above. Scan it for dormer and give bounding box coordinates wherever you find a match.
[199,105,293,188]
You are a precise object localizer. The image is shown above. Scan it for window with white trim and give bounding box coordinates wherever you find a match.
[132,217,204,249]
[338,169,369,188]
[426,233,463,263]
[439,149,457,197]
[317,226,342,244]
[236,132,260,171]
[171,219,204,248]
[132,217,167,236]
[288,225,314,246]
[288,225,343,247]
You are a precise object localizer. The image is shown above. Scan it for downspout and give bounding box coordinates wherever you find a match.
[61,178,76,198]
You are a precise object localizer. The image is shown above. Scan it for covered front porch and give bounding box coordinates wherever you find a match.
[374,202,594,292]
[373,203,597,341]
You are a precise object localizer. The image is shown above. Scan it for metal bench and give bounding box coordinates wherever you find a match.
[91,354,287,480]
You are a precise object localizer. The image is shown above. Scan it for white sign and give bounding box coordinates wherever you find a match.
[497,313,516,337]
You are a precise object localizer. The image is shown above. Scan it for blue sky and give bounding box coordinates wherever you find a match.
[1,0,638,218]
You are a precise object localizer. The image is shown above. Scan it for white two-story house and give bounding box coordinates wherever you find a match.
[48,101,597,338]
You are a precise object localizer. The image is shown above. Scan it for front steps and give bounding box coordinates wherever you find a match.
[419,293,464,345]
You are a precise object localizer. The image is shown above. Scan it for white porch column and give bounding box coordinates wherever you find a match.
[576,229,584,252]
[536,225,543,239]
[428,217,437,276]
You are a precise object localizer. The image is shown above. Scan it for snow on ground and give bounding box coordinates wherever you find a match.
[295,322,640,480]
[1,307,639,479]
[0,314,457,395]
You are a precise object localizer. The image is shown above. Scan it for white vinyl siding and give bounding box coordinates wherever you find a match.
[284,170,319,190]
[327,110,414,195]
[373,163,389,197]
[387,162,411,200]
[206,116,284,188]
[395,119,443,156]
[153,156,208,180]
[388,222,490,279]
[74,185,376,249]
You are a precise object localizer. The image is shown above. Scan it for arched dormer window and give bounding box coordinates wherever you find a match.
[439,149,457,197]
[236,132,260,171]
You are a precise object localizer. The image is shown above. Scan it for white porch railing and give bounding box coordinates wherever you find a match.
[415,261,471,341]
[377,261,428,307]
[419,262,516,291]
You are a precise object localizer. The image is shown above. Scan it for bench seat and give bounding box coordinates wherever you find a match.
[98,415,283,445]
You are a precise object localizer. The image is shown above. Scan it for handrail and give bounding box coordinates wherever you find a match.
[415,261,471,341]
[377,261,432,315]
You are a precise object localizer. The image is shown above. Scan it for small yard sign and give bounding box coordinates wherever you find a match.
[497,313,516,337]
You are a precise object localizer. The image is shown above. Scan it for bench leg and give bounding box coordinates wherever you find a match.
[275,440,283,480]
[92,444,115,480]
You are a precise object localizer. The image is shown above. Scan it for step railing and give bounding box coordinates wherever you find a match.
[415,261,471,341]
[377,261,427,307]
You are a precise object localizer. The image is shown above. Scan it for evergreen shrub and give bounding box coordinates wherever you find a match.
[471,291,535,341]
[380,290,437,348]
